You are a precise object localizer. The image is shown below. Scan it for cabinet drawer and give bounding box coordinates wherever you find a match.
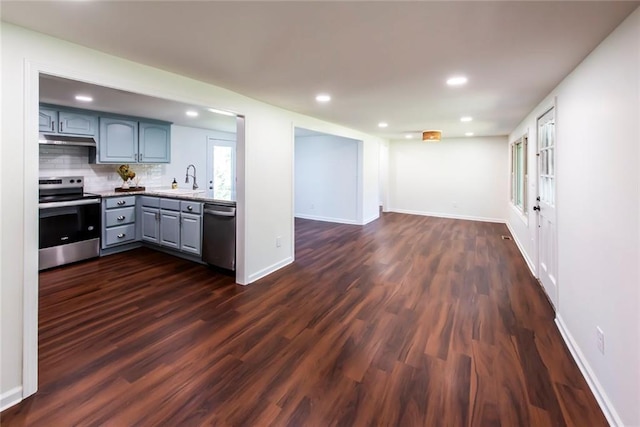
[105,196,136,209]
[160,198,181,211]
[181,201,202,214]
[105,224,136,246]
[105,206,135,227]
[140,196,160,208]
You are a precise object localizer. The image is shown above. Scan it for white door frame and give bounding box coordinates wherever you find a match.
[21,60,248,402]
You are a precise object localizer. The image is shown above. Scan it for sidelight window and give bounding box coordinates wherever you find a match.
[511,134,528,213]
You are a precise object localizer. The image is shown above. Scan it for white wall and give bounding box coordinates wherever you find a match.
[166,126,235,192]
[507,8,640,425]
[388,136,508,222]
[295,135,359,224]
[0,22,386,408]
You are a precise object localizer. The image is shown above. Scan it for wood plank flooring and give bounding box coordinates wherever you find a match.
[2,213,607,426]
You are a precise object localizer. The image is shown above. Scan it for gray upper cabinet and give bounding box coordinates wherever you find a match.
[39,108,57,133]
[59,111,98,136]
[139,122,170,163]
[99,117,138,163]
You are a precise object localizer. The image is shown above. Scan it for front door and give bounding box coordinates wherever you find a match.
[537,107,558,309]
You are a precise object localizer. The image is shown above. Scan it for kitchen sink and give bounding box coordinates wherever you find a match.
[150,188,206,196]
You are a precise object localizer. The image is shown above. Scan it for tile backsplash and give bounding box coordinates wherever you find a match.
[39,145,165,192]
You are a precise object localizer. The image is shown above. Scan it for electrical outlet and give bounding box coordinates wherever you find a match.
[276,236,282,248]
[596,327,605,354]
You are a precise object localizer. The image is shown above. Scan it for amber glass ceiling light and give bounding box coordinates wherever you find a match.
[422,130,442,141]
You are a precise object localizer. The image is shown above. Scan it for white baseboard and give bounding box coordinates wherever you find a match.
[294,213,359,225]
[362,213,379,225]
[0,386,23,412]
[247,256,293,284]
[388,208,505,224]
[505,221,537,277]
[555,316,623,427]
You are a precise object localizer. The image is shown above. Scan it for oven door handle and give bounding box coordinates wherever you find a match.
[39,198,101,209]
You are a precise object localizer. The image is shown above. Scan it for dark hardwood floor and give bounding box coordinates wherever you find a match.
[2,213,606,426]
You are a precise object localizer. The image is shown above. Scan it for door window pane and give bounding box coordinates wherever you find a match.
[213,146,233,200]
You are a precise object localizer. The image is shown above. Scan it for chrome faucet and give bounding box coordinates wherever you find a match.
[185,164,198,190]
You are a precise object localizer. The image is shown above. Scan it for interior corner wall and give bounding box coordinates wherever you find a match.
[388,136,508,222]
[294,135,359,224]
[507,7,640,425]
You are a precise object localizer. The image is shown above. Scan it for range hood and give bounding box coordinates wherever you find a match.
[39,134,97,147]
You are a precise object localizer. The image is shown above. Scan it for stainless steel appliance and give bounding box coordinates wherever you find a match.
[39,176,101,270]
[202,202,236,271]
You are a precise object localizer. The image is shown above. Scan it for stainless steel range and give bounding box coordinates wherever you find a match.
[39,176,101,270]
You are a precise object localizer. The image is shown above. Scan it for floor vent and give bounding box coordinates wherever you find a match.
[501,235,512,240]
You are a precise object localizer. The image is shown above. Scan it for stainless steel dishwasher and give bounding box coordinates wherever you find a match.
[202,202,236,271]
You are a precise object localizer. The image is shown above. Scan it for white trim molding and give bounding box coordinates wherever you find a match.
[362,213,380,225]
[294,213,360,226]
[0,387,23,412]
[555,316,623,427]
[389,208,505,224]
[505,221,537,277]
[247,256,294,284]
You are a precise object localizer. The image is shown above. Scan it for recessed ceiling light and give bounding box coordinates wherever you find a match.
[460,116,473,122]
[446,76,468,86]
[75,95,93,102]
[186,110,199,117]
[465,132,474,137]
[378,122,388,128]
[207,108,235,117]
[405,134,413,139]
[315,94,331,103]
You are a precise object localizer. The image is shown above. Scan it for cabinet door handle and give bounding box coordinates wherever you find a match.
[117,200,126,205]
[117,233,126,238]
[117,215,125,221]
[139,153,143,161]
[51,122,54,131]
[60,122,63,132]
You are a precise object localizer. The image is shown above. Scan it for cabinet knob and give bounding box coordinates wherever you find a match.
[117,200,126,205]
[117,233,126,238]
[117,215,125,221]
[187,206,193,211]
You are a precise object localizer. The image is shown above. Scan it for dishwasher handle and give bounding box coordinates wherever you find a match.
[204,208,236,217]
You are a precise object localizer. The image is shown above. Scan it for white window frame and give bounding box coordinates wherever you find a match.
[510,134,528,214]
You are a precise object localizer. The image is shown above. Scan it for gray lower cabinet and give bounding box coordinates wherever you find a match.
[140,196,202,256]
[180,213,202,255]
[160,209,181,249]
[102,196,137,249]
[141,207,160,244]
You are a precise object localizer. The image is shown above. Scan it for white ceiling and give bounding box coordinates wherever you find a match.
[39,74,238,132]
[3,1,638,139]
